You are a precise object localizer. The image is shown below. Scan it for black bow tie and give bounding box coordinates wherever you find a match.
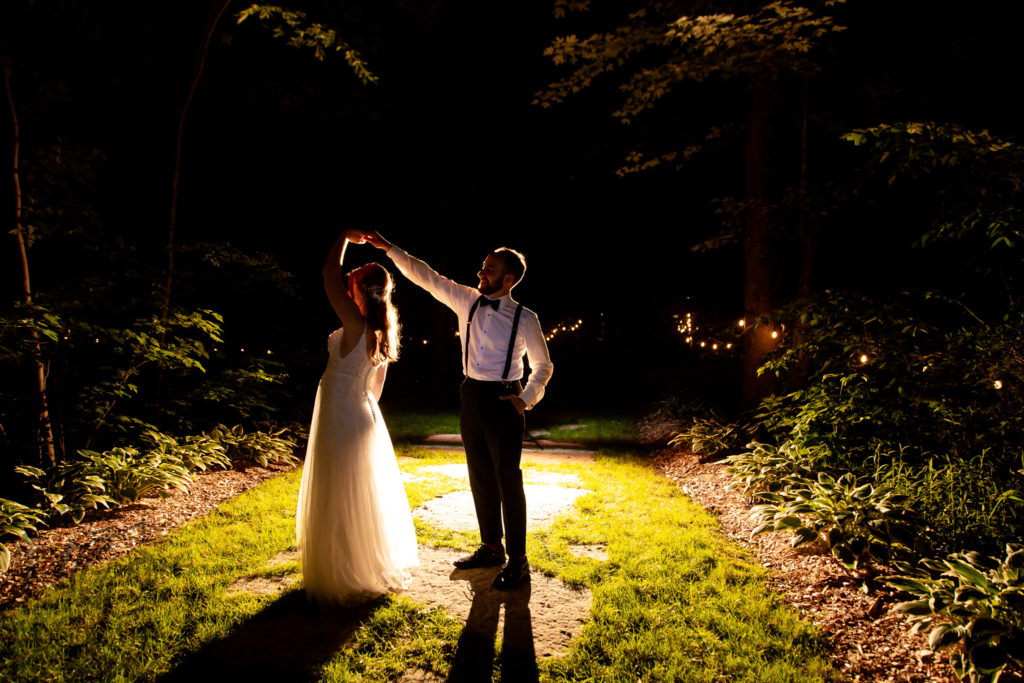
[478,296,500,311]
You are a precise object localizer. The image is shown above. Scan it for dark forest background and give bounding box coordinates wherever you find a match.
[3,0,1024,512]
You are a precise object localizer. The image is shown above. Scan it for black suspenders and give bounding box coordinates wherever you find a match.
[465,296,524,381]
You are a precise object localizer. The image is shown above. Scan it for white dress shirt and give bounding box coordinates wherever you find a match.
[388,247,554,409]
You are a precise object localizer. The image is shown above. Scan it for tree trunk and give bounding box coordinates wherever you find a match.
[163,0,232,321]
[797,76,818,299]
[2,56,57,465]
[741,83,778,408]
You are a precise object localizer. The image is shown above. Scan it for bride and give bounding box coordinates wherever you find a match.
[295,228,419,604]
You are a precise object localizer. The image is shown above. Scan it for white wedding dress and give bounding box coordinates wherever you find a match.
[296,326,418,603]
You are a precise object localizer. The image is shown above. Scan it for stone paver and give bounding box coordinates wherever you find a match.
[414,485,590,532]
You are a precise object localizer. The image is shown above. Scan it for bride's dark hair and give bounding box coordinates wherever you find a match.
[348,263,400,364]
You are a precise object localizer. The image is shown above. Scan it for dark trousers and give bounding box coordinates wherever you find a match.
[459,378,527,558]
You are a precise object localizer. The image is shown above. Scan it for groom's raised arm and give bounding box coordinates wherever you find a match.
[365,231,476,313]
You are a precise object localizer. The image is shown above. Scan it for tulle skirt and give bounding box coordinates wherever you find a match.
[296,378,418,604]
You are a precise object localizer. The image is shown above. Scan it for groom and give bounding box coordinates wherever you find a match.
[366,231,553,590]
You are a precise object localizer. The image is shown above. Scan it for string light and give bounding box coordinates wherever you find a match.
[738,319,745,327]
[770,330,778,339]
[994,380,1003,390]
[859,354,869,364]
[545,318,584,342]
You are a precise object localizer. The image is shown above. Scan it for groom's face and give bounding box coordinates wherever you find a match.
[477,255,509,296]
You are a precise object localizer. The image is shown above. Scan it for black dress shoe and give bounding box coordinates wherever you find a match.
[492,557,530,590]
[453,544,506,569]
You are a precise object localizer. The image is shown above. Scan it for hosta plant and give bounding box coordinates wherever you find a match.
[207,423,300,467]
[143,429,232,473]
[669,413,748,459]
[17,445,193,519]
[751,471,921,571]
[15,463,115,524]
[724,440,828,496]
[0,498,47,572]
[886,545,1024,683]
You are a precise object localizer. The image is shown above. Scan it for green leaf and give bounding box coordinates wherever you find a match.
[791,526,818,548]
[885,576,932,595]
[929,623,961,651]
[947,559,990,589]
[968,642,1008,675]
[968,618,1006,641]
[895,599,934,616]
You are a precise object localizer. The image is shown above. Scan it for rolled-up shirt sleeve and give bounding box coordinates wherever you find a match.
[519,312,553,409]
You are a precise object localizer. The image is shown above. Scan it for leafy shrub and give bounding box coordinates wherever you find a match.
[668,412,748,459]
[16,446,192,521]
[143,429,232,473]
[874,451,1024,555]
[751,471,921,571]
[14,463,115,524]
[724,440,829,496]
[205,423,300,468]
[886,545,1024,683]
[0,499,48,573]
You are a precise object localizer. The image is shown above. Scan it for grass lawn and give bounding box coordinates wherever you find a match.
[0,414,838,682]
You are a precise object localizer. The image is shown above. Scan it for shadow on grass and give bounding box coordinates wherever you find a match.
[157,590,382,683]
[448,566,538,683]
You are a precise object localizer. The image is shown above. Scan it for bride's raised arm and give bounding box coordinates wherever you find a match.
[322,229,365,331]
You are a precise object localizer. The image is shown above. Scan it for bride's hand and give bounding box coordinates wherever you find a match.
[344,228,366,244]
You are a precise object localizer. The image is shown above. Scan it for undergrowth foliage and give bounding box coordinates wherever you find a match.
[886,545,1024,683]
[699,122,1024,682]
[2,424,301,570]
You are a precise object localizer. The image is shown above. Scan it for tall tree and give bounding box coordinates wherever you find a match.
[536,0,844,405]
[1,56,56,465]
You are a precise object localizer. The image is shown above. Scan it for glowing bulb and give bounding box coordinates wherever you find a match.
[422,339,428,344]
[685,337,692,343]
[726,343,732,349]
[240,348,246,353]
[859,354,868,364]
[994,380,1003,390]
[712,343,718,350]
[770,331,778,339]
[700,341,706,348]
[738,319,745,327]
[922,365,928,372]
[266,349,272,355]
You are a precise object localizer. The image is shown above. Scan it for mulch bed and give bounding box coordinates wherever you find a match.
[0,461,296,612]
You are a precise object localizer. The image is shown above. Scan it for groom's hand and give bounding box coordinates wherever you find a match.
[365,230,392,252]
[500,395,526,414]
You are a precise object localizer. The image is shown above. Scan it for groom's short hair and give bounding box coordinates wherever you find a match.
[491,247,526,286]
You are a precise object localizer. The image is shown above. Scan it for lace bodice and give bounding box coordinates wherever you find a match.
[325,327,381,398]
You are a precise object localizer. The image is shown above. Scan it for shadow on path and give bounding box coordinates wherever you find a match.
[447,567,538,683]
[158,590,381,682]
